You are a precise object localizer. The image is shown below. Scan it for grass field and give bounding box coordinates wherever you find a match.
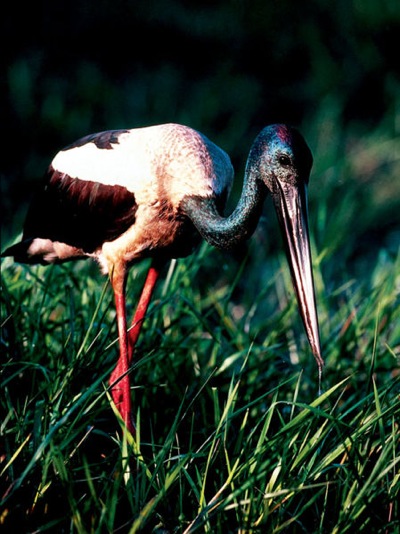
[1,116,399,532]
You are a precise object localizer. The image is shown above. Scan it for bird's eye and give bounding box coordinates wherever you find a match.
[278,155,291,166]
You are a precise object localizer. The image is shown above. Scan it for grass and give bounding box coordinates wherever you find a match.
[1,117,399,532]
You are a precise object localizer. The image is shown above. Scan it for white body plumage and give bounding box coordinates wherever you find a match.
[12,124,234,273]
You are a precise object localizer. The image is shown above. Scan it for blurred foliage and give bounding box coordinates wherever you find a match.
[2,0,399,248]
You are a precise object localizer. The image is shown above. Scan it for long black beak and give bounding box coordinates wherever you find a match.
[273,180,324,376]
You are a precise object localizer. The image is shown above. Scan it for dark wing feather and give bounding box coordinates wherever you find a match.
[21,168,137,253]
[62,129,130,151]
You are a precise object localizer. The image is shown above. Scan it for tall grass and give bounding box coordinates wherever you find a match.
[1,116,399,532]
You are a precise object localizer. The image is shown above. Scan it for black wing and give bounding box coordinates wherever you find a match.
[21,167,137,253]
[62,129,130,151]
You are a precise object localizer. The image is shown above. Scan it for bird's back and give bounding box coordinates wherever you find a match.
[2,124,233,266]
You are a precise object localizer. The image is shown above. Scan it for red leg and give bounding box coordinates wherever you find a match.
[109,259,163,433]
[109,267,135,433]
[128,259,163,352]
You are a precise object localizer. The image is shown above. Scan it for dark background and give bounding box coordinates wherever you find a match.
[1,0,399,248]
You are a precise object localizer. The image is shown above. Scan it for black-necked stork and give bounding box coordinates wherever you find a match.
[2,123,323,433]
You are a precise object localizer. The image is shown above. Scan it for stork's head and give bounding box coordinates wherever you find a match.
[249,124,313,192]
[250,124,323,374]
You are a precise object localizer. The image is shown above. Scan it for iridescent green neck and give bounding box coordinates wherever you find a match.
[181,165,266,250]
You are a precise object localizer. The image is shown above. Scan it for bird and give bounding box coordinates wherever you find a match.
[2,123,323,433]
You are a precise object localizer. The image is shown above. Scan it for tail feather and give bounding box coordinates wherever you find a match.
[2,238,86,265]
[1,238,59,264]
[2,239,35,263]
